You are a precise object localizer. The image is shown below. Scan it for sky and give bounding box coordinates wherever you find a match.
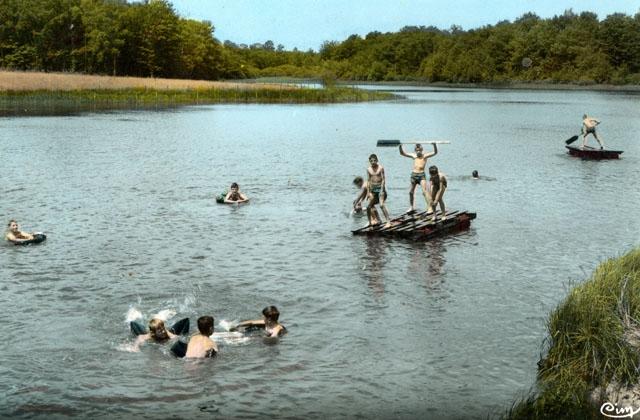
[170,0,640,51]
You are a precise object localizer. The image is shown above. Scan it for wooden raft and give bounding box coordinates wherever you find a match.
[352,209,476,240]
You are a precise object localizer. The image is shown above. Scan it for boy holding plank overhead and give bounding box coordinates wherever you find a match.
[398,142,438,213]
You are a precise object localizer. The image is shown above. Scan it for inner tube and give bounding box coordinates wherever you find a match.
[170,340,188,358]
[13,233,46,246]
[215,191,228,204]
[129,317,190,336]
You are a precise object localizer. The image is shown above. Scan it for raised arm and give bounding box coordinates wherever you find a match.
[425,143,438,158]
[399,145,413,158]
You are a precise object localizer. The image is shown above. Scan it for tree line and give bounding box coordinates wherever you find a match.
[1,1,639,84]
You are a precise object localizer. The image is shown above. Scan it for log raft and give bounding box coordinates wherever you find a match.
[352,209,476,240]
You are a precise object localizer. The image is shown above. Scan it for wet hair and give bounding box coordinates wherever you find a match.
[472,170,479,178]
[415,143,423,150]
[583,114,588,119]
[148,318,170,342]
[230,182,239,189]
[428,165,438,175]
[353,176,363,186]
[368,154,378,161]
[7,219,17,227]
[197,316,214,336]
[262,306,280,323]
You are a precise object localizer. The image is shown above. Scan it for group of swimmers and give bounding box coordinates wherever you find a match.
[136,306,286,358]
[353,143,448,227]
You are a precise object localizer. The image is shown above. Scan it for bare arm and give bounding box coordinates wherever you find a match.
[231,319,265,331]
[425,143,438,158]
[354,187,367,208]
[433,176,447,202]
[399,145,413,158]
[5,231,34,243]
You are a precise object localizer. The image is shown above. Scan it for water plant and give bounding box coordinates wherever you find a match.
[507,248,640,419]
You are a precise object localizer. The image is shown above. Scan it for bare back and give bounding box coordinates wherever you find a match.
[185,335,217,358]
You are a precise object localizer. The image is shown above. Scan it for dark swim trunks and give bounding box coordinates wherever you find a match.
[411,172,426,184]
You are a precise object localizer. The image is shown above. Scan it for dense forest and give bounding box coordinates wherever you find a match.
[1,0,639,84]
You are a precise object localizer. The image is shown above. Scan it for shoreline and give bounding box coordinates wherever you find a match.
[338,79,640,92]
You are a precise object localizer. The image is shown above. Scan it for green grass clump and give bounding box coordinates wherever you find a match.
[507,248,640,419]
[0,87,396,116]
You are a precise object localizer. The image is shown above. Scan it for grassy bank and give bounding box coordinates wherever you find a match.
[0,71,395,115]
[508,248,640,419]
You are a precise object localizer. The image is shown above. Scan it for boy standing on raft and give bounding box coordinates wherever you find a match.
[581,114,604,149]
[366,154,391,227]
[185,316,218,358]
[428,165,448,220]
[399,143,437,213]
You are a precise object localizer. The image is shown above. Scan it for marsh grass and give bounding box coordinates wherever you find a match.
[507,248,640,419]
[0,71,395,115]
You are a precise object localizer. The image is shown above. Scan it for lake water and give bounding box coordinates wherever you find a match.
[1,87,639,419]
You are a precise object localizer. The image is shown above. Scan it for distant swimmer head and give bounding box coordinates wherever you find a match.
[583,113,588,119]
[262,306,280,323]
[197,316,214,337]
[428,165,439,176]
[472,170,479,178]
[353,176,364,187]
[148,318,170,342]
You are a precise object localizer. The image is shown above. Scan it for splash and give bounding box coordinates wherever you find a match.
[153,309,176,321]
[125,307,143,323]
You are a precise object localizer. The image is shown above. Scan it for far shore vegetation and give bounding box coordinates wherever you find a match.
[1,0,639,86]
[507,247,640,419]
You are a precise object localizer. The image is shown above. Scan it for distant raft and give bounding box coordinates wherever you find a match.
[352,210,476,240]
[12,233,46,246]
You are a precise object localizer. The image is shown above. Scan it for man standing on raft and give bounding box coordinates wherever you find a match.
[582,114,604,149]
[366,154,391,227]
[399,143,437,213]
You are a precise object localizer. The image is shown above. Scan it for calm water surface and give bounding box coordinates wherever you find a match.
[1,87,639,419]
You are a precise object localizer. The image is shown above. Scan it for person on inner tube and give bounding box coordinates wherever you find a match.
[133,318,178,350]
[224,183,249,204]
[5,220,34,243]
[232,306,287,338]
[185,316,218,358]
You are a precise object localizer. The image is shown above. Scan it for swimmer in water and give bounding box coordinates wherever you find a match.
[232,306,287,338]
[472,170,479,179]
[5,220,34,243]
[224,182,249,204]
[133,318,178,350]
[185,316,218,358]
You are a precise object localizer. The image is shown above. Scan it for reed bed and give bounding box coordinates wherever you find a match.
[507,248,640,419]
[0,71,394,115]
[0,70,291,91]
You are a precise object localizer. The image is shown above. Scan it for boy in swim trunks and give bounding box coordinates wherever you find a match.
[232,306,287,338]
[132,318,178,351]
[224,183,249,204]
[352,176,380,223]
[399,143,437,213]
[5,220,34,243]
[581,114,604,149]
[428,165,448,220]
[185,316,218,358]
[366,154,391,227]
